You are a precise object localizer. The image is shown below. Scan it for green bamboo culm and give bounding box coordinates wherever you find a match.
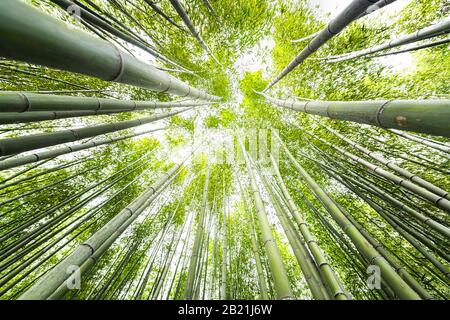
[0,1,219,101]
[295,148,450,240]
[259,92,450,137]
[0,128,164,171]
[264,0,381,91]
[0,109,187,156]
[290,0,397,43]
[18,147,197,300]
[274,132,422,300]
[239,136,294,300]
[305,131,450,213]
[235,170,269,300]
[169,0,222,66]
[0,92,211,113]
[269,154,350,300]
[389,129,450,154]
[319,122,450,201]
[325,18,450,62]
[257,166,331,300]
[49,0,191,72]
[0,91,211,124]
[184,165,211,300]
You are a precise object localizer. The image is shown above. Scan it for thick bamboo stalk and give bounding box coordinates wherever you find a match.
[0,109,184,157]
[264,0,379,91]
[274,132,421,299]
[320,123,450,201]
[270,155,349,299]
[260,169,331,300]
[19,148,196,300]
[0,92,210,113]
[291,0,397,43]
[49,0,190,72]
[0,1,219,100]
[326,18,450,62]
[240,137,294,300]
[259,92,450,137]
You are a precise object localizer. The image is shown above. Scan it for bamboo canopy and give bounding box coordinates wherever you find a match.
[0,1,219,101]
[258,92,450,137]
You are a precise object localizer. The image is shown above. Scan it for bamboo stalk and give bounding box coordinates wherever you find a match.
[0,109,184,157]
[259,92,450,137]
[264,0,380,91]
[0,127,163,171]
[319,123,450,201]
[169,0,222,66]
[49,0,190,72]
[19,147,196,300]
[290,0,397,43]
[269,154,350,299]
[239,136,294,300]
[184,165,210,299]
[306,131,450,213]
[389,129,450,154]
[325,18,450,63]
[274,132,422,299]
[0,1,219,100]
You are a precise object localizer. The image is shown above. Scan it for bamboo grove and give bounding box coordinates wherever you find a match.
[0,0,449,300]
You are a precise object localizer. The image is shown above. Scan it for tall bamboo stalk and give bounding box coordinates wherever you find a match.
[306,131,450,213]
[0,1,219,100]
[325,18,450,63]
[235,171,269,300]
[239,137,294,300]
[259,168,331,300]
[0,128,163,171]
[0,92,210,113]
[269,154,349,299]
[264,0,380,91]
[169,0,222,66]
[184,165,210,299]
[49,0,190,72]
[291,0,397,43]
[389,129,450,154]
[319,123,450,201]
[274,132,421,299]
[0,109,184,157]
[19,147,197,300]
[258,92,450,137]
